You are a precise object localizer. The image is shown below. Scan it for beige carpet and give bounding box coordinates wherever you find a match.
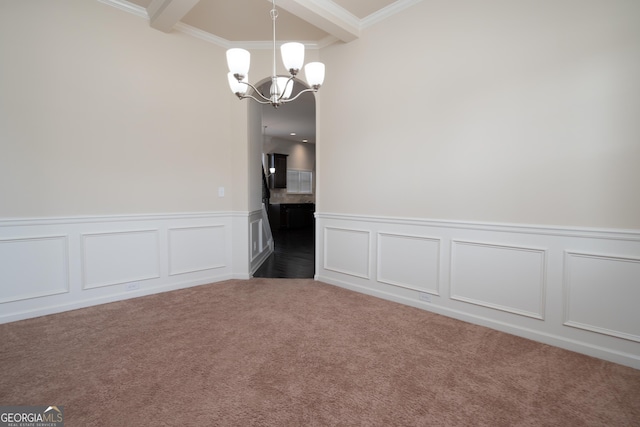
[1,278,639,426]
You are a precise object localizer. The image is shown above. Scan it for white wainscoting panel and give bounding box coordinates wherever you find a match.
[564,251,640,342]
[316,213,640,369]
[0,212,245,324]
[260,216,271,252]
[249,219,261,262]
[82,230,160,289]
[450,241,547,319]
[168,225,226,276]
[248,208,274,275]
[324,227,371,279]
[377,233,440,294]
[0,236,69,303]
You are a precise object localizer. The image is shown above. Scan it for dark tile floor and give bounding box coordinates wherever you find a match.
[253,225,315,278]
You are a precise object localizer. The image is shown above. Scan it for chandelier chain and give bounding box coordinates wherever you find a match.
[271,0,278,78]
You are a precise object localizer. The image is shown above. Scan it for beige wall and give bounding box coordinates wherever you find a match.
[5,0,636,229]
[317,0,640,229]
[0,0,238,217]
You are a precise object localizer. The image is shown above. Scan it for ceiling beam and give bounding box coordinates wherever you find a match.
[274,0,360,43]
[148,0,200,33]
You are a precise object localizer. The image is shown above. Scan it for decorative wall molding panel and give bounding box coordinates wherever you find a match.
[248,208,274,275]
[259,217,271,253]
[564,251,640,343]
[377,232,440,294]
[168,225,226,276]
[82,230,161,289]
[0,212,254,324]
[315,213,640,369]
[250,219,262,262]
[0,236,70,303]
[324,227,371,279]
[450,240,546,319]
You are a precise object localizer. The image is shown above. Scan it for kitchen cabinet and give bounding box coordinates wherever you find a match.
[269,203,315,229]
[286,170,313,194]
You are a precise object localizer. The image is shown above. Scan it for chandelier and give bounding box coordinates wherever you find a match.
[225,0,325,108]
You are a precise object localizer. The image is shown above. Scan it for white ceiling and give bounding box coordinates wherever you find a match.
[127,0,404,43]
[120,0,417,144]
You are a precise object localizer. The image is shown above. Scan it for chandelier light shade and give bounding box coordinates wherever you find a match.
[276,77,294,99]
[226,48,250,77]
[280,42,305,73]
[227,72,248,95]
[304,62,325,87]
[225,0,325,108]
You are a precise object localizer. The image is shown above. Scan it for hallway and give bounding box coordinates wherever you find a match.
[253,225,315,278]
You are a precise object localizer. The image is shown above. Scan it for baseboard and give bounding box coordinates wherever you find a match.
[318,274,640,369]
[0,274,234,324]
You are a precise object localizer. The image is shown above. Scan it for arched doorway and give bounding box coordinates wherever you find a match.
[253,79,316,278]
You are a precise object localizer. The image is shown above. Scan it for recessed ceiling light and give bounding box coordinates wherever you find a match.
[290,132,296,136]
[302,139,308,143]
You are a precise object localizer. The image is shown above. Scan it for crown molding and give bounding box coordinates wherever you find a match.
[316,35,340,49]
[173,22,232,49]
[97,0,148,20]
[361,0,424,29]
[303,0,361,30]
[275,0,359,42]
[99,0,325,50]
[98,0,422,48]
